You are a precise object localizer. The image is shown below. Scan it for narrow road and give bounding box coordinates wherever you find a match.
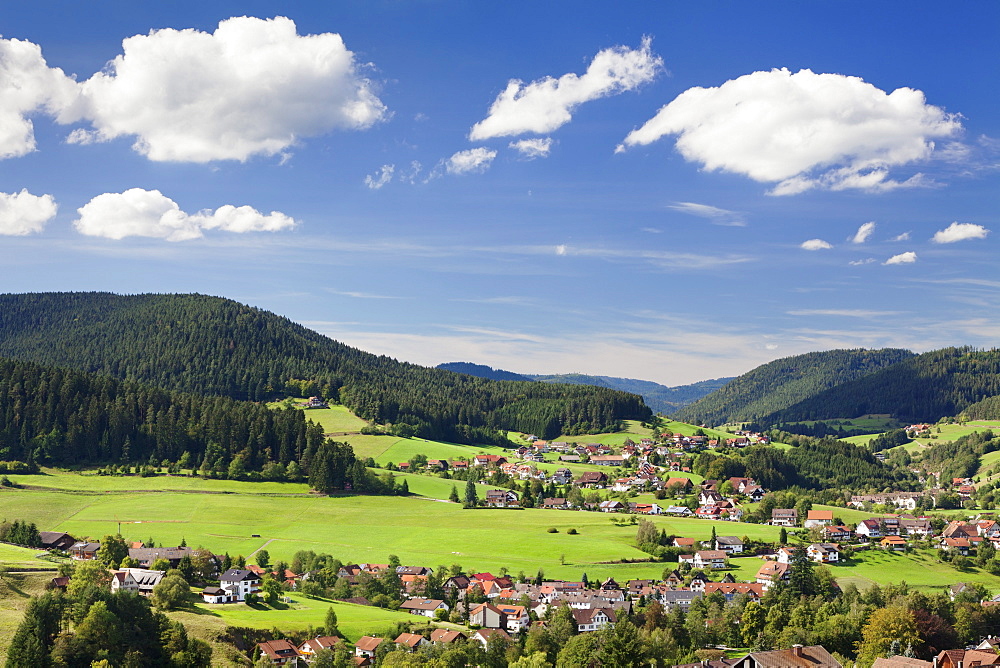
[248,538,275,558]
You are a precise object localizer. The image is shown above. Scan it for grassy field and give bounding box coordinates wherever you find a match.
[0,573,52,664]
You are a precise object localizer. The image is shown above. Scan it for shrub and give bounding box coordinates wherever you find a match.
[567,528,578,535]
[547,527,558,533]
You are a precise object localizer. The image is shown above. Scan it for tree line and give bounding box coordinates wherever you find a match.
[0,293,650,443]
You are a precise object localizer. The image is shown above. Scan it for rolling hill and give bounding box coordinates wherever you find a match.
[0,293,650,443]
[760,347,1000,425]
[673,348,915,425]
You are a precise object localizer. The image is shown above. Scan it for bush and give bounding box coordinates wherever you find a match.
[567,528,578,535]
[547,527,558,533]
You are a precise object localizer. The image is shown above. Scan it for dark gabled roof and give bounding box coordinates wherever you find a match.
[220,568,259,582]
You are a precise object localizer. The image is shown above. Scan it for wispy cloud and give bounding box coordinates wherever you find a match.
[851,221,876,244]
[325,289,402,300]
[365,164,394,190]
[891,231,911,242]
[849,258,877,266]
[801,239,832,250]
[668,201,746,226]
[509,138,553,159]
[787,309,904,318]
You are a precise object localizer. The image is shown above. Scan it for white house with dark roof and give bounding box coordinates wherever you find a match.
[218,568,261,602]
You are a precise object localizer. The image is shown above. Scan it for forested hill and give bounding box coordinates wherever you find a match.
[760,347,1000,425]
[674,348,915,425]
[436,362,533,382]
[0,293,649,442]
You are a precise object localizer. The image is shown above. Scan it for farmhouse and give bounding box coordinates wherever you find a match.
[256,639,300,665]
[399,597,448,617]
[771,509,798,526]
[112,568,164,596]
[217,568,261,602]
[575,472,608,488]
[128,546,195,569]
[804,510,834,528]
[484,489,519,508]
[39,531,75,551]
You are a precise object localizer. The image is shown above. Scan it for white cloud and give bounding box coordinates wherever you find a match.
[509,138,553,159]
[891,231,911,242]
[67,17,385,162]
[801,239,832,250]
[444,148,496,175]
[469,37,661,140]
[619,68,961,195]
[849,258,877,266]
[74,188,296,241]
[884,251,917,265]
[0,37,79,158]
[931,221,990,244]
[851,221,876,244]
[365,164,394,190]
[668,201,745,226]
[0,189,58,235]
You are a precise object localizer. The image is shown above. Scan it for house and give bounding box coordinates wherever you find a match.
[399,598,448,618]
[714,536,744,554]
[940,537,971,555]
[257,639,301,666]
[394,633,427,651]
[128,546,195,569]
[703,582,764,602]
[575,472,608,488]
[666,506,694,517]
[541,498,569,510]
[693,550,727,569]
[806,543,840,563]
[430,629,466,644]
[304,396,328,409]
[354,637,383,658]
[598,500,628,513]
[900,518,933,537]
[471,628,512,648]
[856,519,883,540]
[113,568,164,596]
[201,586,232,604]
[699,489,725,506]
[658,589,702,611]
[823,525,854,542]
[673,537,696,550]
[473,454,507,467]
[298,636,340,660]
[804,510,834,528]
[771,509,798,527]
[732,644,841,668]
[70,541,101,560]
[484,490,519,508]
[589,455,625,466]
[871,658,931,668]
[39,531,75,551]
[571,607,616,632]
[111,570,140,594]
[881,535,908,551]
[755,562,790,590]
[469,602,509,629]
[495,604,530,632]
[935,648,1000,668]
[218,568,261,602]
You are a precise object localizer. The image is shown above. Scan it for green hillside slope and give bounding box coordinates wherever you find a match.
[762,347,1000,425]
[0,293,649,443]
[529,373,733,414]
[674,348,915,425]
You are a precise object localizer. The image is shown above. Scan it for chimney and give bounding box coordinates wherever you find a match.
[791,645,804,658]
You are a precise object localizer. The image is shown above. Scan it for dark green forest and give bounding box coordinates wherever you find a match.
[674,348,914,425]
[761,347,1000,425]
[0,355,388,493]
[0,293,650,442]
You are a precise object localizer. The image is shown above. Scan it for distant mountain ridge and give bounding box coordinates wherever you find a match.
[436,362,533,382]
[673,348,916,425]
[435,363,732,414]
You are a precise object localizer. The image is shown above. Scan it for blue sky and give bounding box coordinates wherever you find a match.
[1,1,997,384]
